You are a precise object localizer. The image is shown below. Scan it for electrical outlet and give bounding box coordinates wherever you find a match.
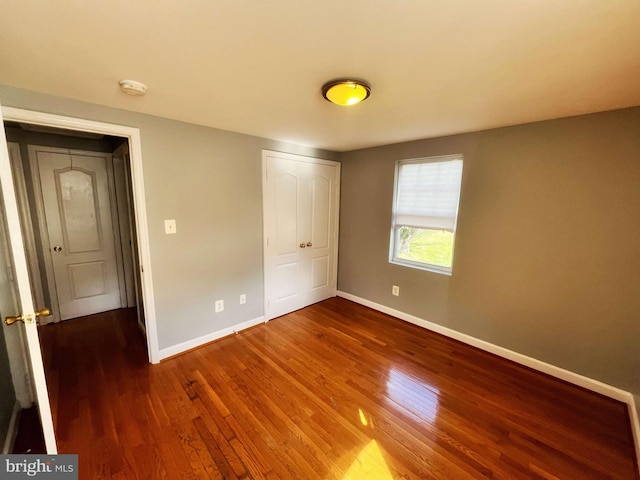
[215,299,224,313]
[392,285,400,296]
[239,294,246,305]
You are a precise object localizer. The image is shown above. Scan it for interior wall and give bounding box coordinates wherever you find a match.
[0,84,338,352]
[338,107,640,396]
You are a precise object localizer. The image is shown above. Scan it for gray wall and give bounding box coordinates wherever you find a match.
[0,85,337,351]
[338,107,640,396]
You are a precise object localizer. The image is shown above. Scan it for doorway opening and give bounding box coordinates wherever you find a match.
[1,107,158,454]
[0,107,158,364]
[4,122,145,332]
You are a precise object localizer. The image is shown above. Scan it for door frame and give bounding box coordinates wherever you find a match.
[261,149,341,320]
[1,107,161,364]
[6,142,48,319]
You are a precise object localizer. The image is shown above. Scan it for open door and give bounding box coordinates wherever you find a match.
[0,102,56,453]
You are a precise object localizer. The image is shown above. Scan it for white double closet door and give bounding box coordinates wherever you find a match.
[30,146,123,321]
[263,151,340,319]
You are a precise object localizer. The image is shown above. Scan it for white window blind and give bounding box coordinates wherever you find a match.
[395,158,463,232]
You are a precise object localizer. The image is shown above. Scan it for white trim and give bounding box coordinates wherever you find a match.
[337,290,640,467]
[262,149,339,167]
[158,315,266,360]
[1,107,160,364]
[1,401,21,454]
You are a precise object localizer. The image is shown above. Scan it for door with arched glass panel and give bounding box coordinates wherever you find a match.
[30,146,121,321]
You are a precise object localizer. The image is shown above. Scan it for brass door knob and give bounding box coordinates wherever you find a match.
[5,314,23,326]
[306,242,313,247]
[53,245,62,252]
[299,243,306,248]
[5,307,51,326]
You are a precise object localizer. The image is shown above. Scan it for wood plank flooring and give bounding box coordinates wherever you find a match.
[38,298,639,479]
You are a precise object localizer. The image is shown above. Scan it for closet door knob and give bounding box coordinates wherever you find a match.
[306,242,312,247]
[299,243,306,248]
[53,245,62,252]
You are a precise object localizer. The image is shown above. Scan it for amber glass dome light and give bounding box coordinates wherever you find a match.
[322,79,371,106]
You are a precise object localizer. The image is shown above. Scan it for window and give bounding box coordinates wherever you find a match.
[390,155,463,274]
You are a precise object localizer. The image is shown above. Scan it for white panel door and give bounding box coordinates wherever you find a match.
[31,147,121,320]
[263,151,339,319]
[0,105,57,453]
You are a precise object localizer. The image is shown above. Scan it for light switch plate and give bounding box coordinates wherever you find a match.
[164,219,177,234]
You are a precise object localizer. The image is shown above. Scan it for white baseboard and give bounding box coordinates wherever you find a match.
[2,401,20,454]
[337,290,640,469]
[158,315,265,360]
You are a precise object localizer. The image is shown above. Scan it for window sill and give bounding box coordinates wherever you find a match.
[390,258,452,276]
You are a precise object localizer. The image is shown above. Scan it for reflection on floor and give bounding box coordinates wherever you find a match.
[386,367,440,423]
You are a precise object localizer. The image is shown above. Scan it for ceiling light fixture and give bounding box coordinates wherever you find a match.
[118,79,147,96]
[322,79,371,106]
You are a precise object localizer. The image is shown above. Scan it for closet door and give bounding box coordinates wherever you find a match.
[263,151,340,319]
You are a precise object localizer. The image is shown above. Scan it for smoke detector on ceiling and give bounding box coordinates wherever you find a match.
[118,79,147,96]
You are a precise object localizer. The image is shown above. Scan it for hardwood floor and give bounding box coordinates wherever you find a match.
[38,298,638,479]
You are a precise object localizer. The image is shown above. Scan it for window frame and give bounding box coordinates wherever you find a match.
[389,154,464,275]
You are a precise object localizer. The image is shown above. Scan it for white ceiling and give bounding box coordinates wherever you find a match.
[1,1,639,152]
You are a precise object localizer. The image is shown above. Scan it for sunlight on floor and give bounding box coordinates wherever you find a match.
[341,439,394,480]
